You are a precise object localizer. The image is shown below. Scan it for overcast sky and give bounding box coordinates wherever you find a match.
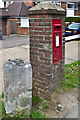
[0,0,4,8]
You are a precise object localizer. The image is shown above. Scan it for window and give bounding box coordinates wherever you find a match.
[6,1,9,7]
[53,1,61,7]
[67,2,78,10]
[21,18,29,28]
[74,4,78,10]
[67,3,74,9]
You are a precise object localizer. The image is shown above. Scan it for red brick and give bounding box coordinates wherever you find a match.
[38,32,51,35]
[39,49,50,53]
[44,19,51,22]
[34,19,43,22]
[44,27,51,31]
[39,22,51,26]
[34,28,43,31]
[35,44,43,48]
[30,47,38,51]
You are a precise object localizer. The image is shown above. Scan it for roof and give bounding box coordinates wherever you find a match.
[3,0,80,2]
[50,0,80,2]
[0,8,9,17]
[0,2,29,17]
[29,1,65,11]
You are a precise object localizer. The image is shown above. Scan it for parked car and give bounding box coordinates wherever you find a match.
[65,23,80,36]
[0,27,2,40]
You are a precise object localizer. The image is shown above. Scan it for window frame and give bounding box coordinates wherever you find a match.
[21,17,29,28]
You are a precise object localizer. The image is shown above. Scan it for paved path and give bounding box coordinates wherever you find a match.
[65,40,79,64]
[0,35,29,49]
[65,102,80,119]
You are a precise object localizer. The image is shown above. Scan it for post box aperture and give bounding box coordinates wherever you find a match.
[52,19,62,64]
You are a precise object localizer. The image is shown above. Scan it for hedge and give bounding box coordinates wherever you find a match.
[65,17,80,23]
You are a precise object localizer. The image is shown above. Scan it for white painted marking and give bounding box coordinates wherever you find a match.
[65,34,80,41]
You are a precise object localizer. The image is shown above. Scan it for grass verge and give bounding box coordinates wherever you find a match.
[59,60,80,90]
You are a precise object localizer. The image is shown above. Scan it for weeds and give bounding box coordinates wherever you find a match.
[32,95,42,105]
[42,101,49,109]
[60,60,80,90]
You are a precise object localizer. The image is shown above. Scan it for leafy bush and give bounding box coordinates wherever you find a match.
[65,17,80,23]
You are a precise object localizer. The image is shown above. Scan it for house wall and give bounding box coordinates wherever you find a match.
[17,22,29,35]
[61,2,66,10]
[79,5,80,16]
[74,10,78,16]
[0,18,7,35]
[6,18,29,35]
[61,2,79,17]
[0,19,2,30]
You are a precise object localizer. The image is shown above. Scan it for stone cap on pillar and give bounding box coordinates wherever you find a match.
[29,1,65,15]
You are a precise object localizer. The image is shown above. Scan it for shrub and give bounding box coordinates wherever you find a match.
[65,17,80,23]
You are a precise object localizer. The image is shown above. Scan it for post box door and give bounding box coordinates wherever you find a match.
[52,19,62,64]
[53,32,62,62]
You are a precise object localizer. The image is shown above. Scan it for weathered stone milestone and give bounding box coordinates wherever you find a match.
[4,58,32,114]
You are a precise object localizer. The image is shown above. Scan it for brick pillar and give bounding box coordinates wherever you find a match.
[29,1,65,99]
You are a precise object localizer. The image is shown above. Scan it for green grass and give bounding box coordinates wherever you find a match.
[42,101,49,109]
[59,60,80,90]
[0,95,46,119]
[32,95,42,105]
[0,92,6,118]
[30,110,46,118]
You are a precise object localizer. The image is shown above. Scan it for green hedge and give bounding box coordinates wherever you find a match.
[65,17,80,23]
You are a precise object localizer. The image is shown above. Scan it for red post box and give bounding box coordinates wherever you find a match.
[52,19,62,64]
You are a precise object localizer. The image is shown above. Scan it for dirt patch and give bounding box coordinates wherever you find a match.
[35,88,78,118]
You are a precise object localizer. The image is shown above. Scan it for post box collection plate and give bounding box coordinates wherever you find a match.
[52,19,62,64]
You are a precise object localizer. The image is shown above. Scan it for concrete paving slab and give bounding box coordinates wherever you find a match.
[65,40,79,64]
[65,103,79,118]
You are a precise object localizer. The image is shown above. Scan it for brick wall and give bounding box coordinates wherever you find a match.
[74,10,78,16]
[61,2,66,10]
[29,9,65,99]
[6,18,29,35]
[6,18,11,35]
[78,5,80,16]
[17,21,29,35]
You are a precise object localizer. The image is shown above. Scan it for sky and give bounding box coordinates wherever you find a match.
[0,0,4,8]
